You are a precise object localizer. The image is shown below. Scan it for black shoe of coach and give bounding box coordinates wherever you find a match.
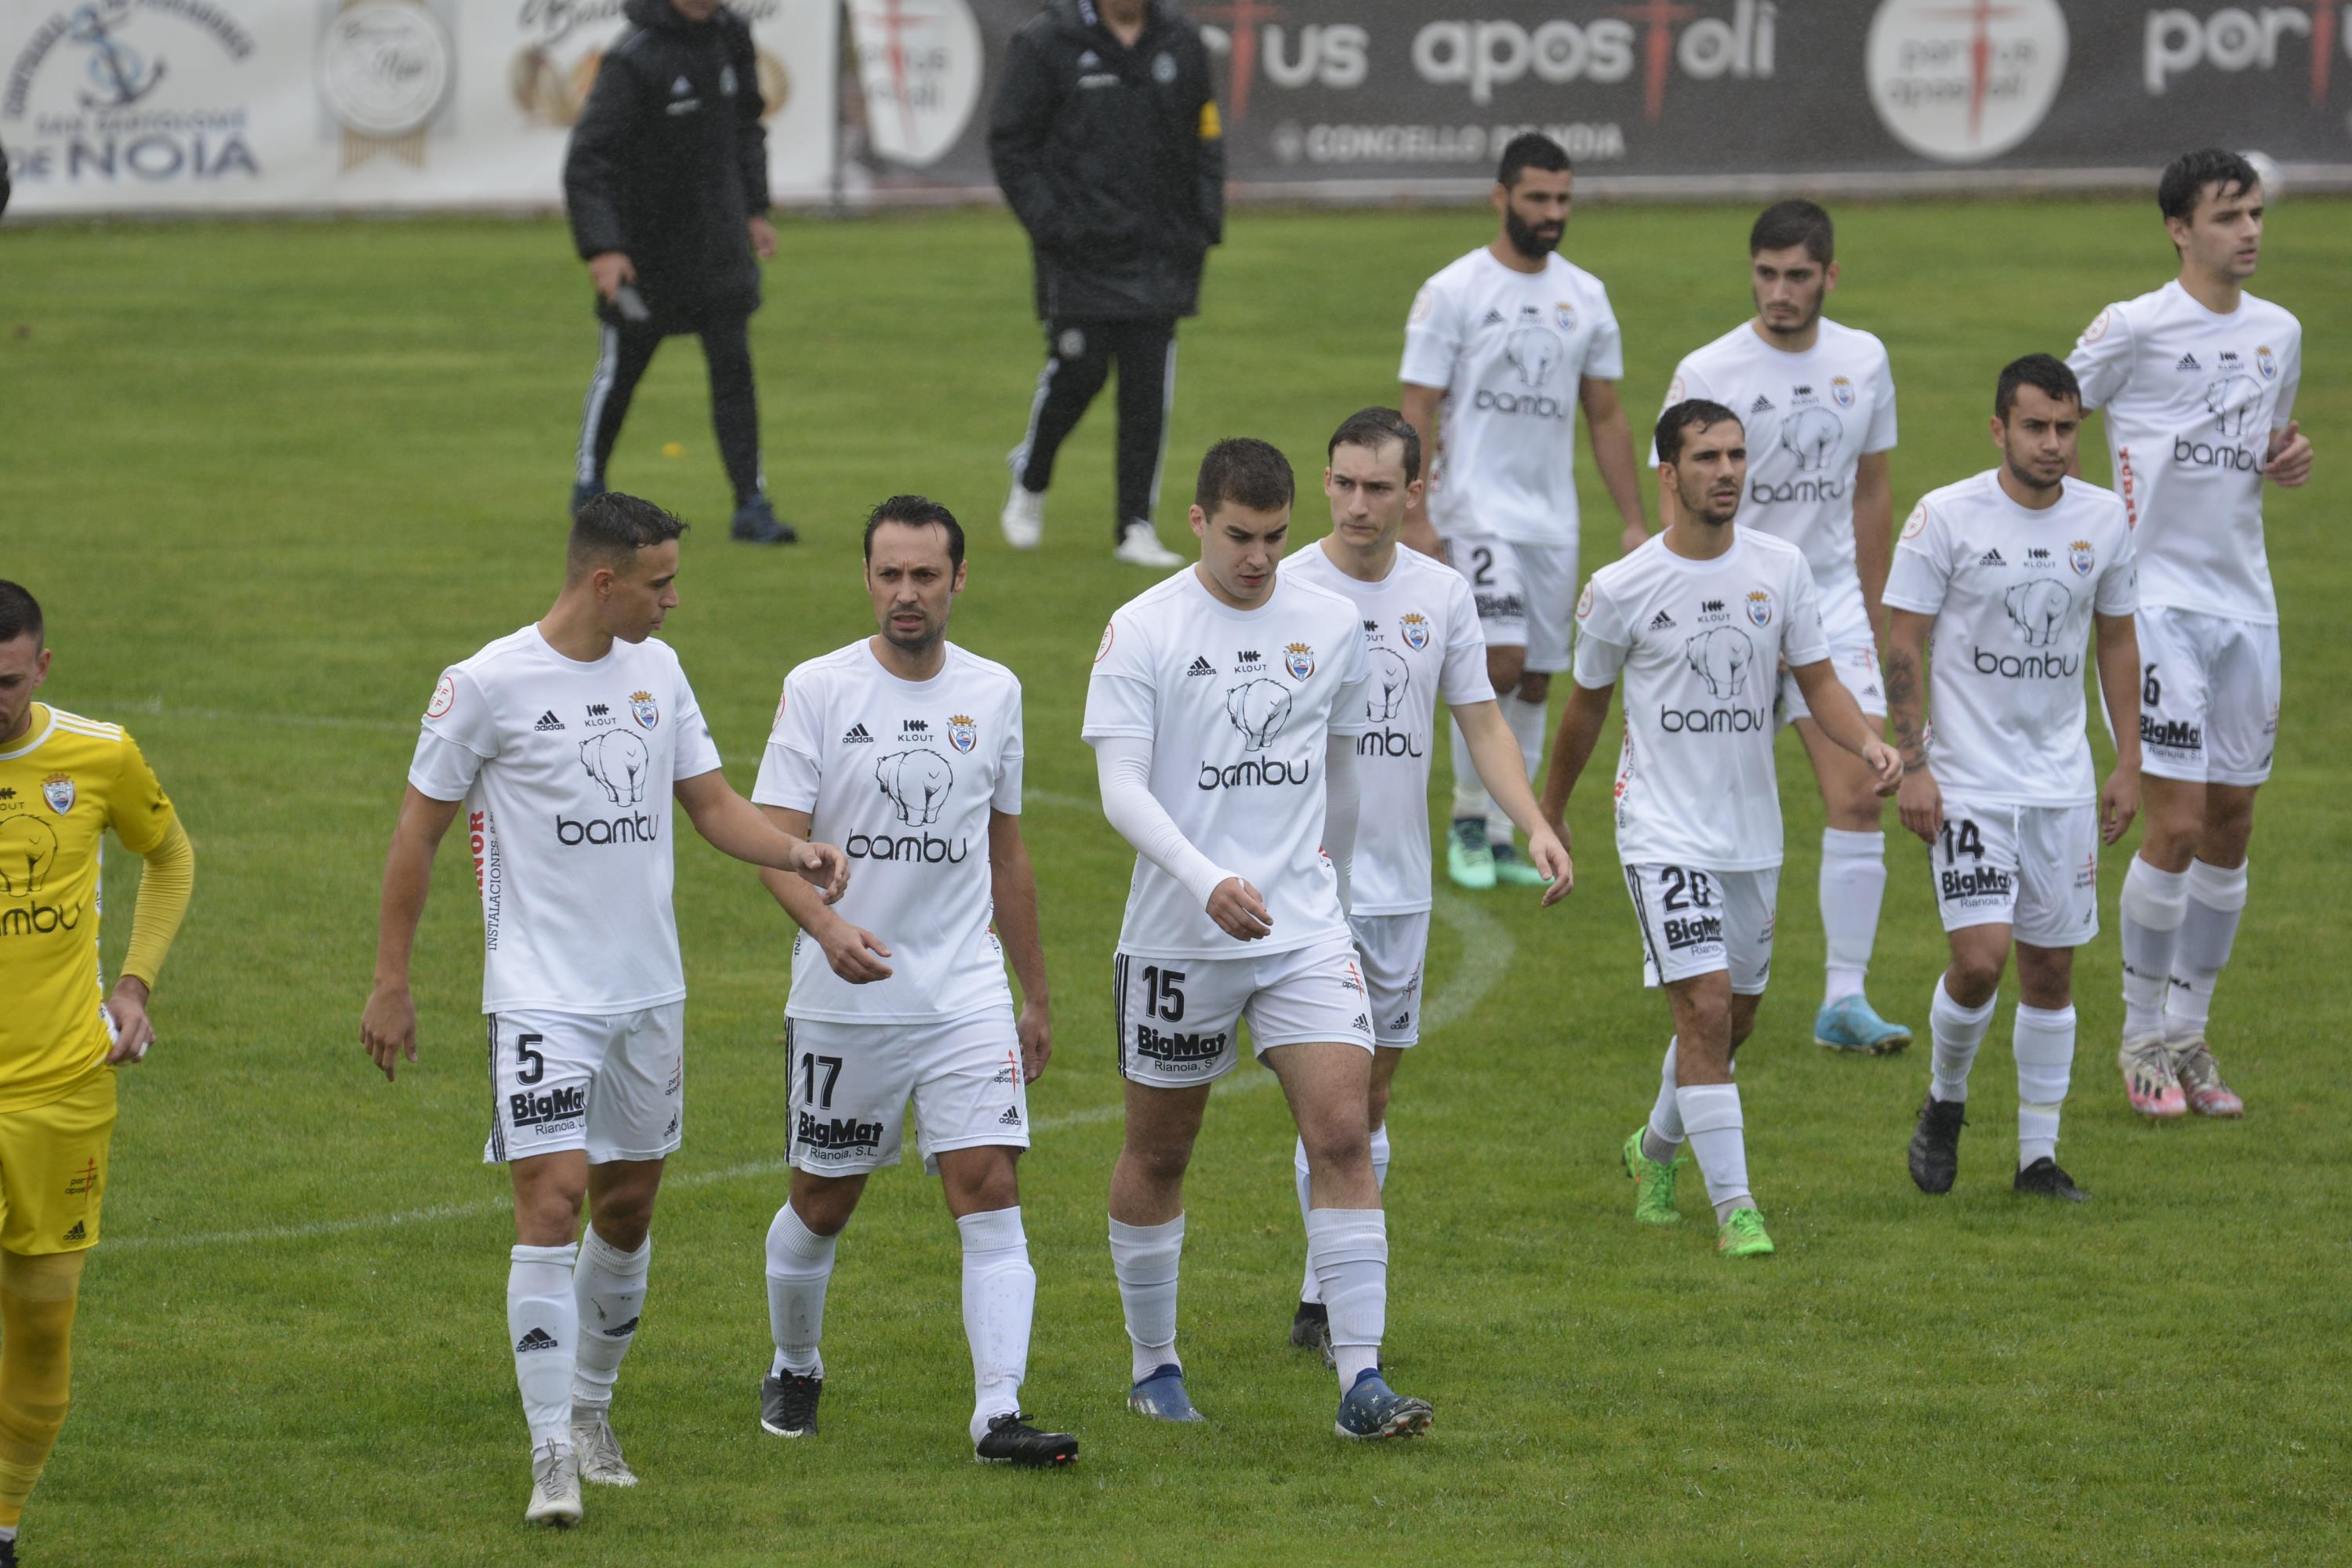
[563,0,768,336]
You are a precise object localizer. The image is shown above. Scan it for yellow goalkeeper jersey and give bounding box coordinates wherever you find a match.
[0,704,177,1112]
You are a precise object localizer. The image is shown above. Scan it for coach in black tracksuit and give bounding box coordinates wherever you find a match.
[564,0,789,542]
[989,0,1224,564]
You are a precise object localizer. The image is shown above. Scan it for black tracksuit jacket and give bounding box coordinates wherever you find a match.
[563,0,768,334]
[988,0,1225,322]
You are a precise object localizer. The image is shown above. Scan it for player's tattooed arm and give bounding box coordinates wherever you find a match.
[2092,610,2144,845]
[1882,610,1940,843]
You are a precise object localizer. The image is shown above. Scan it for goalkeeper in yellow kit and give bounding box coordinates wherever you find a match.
[0,583,193,1565]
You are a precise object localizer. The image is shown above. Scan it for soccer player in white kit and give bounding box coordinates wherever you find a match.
[1397,132,1649,896]
[359,495,849,1526]
[2065,148,2311,1120]
[1087,437,1433,1439]
[747,496,1075,1467]
[1651,200,1911,1056]
[1884,357,2143,1203]
[1541,405,1899,1258]
[1278,408,1571,1362]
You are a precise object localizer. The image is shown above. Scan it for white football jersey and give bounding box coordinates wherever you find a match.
[2067,281,2301,624]
[753,641,1022,1025]
[1083,568,1374,958]
[1283,540,1494,916]
[1884,472,2138,808]
[1572,532,1828,870]
[1400,247,1626,548]
[408,626,722,1015]
[1653,318,1897,646]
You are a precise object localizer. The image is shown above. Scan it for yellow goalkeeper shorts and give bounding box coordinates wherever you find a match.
[0,1069,118,1256]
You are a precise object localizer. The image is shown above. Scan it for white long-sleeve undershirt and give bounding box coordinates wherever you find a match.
[1094,731,1362,917]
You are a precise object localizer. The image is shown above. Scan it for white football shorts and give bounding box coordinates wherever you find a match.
[1929,798,2100,949]
[1443,532,1578,673]
[1623,863,1780,995]
[1350,910,1432,1049]
[1114,934,1376,1088]
[483,1002,684,1166]
[1778,638,1886,726]
[2128,606,2280,786]
[784,1006,1029,1176]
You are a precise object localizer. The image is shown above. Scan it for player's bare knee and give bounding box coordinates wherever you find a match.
[2014,945,2074,1011]
[1366,1083,1392,1133]
[1486,646,1526,692]
[1300,1118,1371,1178]
[1515,671,1550,705]
[786,1171,863,1235]
[940,1148,1022,1217]
[1,1249,85,1305]
[2200,787,2256,866]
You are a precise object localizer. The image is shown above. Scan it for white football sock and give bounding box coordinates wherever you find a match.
[1449,718,1489,825]
[1675,1083,1752,1224]
[1109,1214,1184,1385]
[1295,1127,1390,1305]
[508,1243,579,1450]
[764,1203,836,1380]
[1306,1207,1388,1388]
[1489,693,1548,845]
[2167,858,2248,1045]
[1929,975,1998,1103]
[570,1227,649,1414]
[958,1206,1035,1443]
[1642,1037,1684,1161]
[2013,1003,2075,1169]
[2119,856,2190,1040]
[1820,828,1887,1005]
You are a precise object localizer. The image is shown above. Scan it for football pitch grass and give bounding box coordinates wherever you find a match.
[5,196,2350,1566]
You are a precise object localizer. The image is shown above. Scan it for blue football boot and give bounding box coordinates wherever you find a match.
[1814,993,1912,1054]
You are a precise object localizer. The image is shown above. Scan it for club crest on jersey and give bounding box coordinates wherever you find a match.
[2069,541,2096,577]
[1745,590,1773,627]
[1284,642,1316,681]
[629,691,659,730]
[426,673,456,720]
[949,714,978,753]
[1555,302,1577,333]
[1830,376,1855,409]
[41,775,74,815]
[2256,345,2278,380]
[1399,613,1431,651]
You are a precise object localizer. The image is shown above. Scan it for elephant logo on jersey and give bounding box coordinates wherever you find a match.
[1225,680,1294,752]
[2003,580,2073,647]
[1504,313,1563,388]
[876,750,953,826]
[1779,406,1842,471]
[1684,627,1755,699]
[2203,375,2263,437]
[1368,648,1411,722]
[0,815,60,895]
[579,731,652,805]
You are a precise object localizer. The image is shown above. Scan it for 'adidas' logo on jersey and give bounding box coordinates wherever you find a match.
[1186,656,1216,677]
[1649,610,1676,630]
[1750,394,1775,413]
[62,1221,85,1243]
[516,1327,559,1353]
[533,710,565,731]
[1979,549,2005,566]
[1482,308,1506,326]
[842,724,874,744]
[1389,1012,1411,1030]
[2176,352,2201,371]
[1351,1014,1372,1033]
[999,1105,1023,1127]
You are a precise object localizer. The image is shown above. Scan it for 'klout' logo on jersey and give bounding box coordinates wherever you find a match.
[797,1111,885,1155]
[1134,1023,1229,1066]
[511,1085,586,1131]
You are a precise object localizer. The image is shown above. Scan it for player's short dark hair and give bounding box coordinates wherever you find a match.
[1497,132,1570,188]
[1994,354,2082,420]
[2159,147,2260,223]
[862,494,966,572]
[568,492,688,579]
[1195,437,1295,519]
[1750,198,1834,263]
[1327,407,1422,484]
[0,582,42,648]
[1655,400,1744,467]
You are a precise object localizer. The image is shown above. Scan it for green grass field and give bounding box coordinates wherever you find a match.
[5,196,2350,1566]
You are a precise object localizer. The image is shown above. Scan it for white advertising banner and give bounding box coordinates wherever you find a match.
[2,0,837,216]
